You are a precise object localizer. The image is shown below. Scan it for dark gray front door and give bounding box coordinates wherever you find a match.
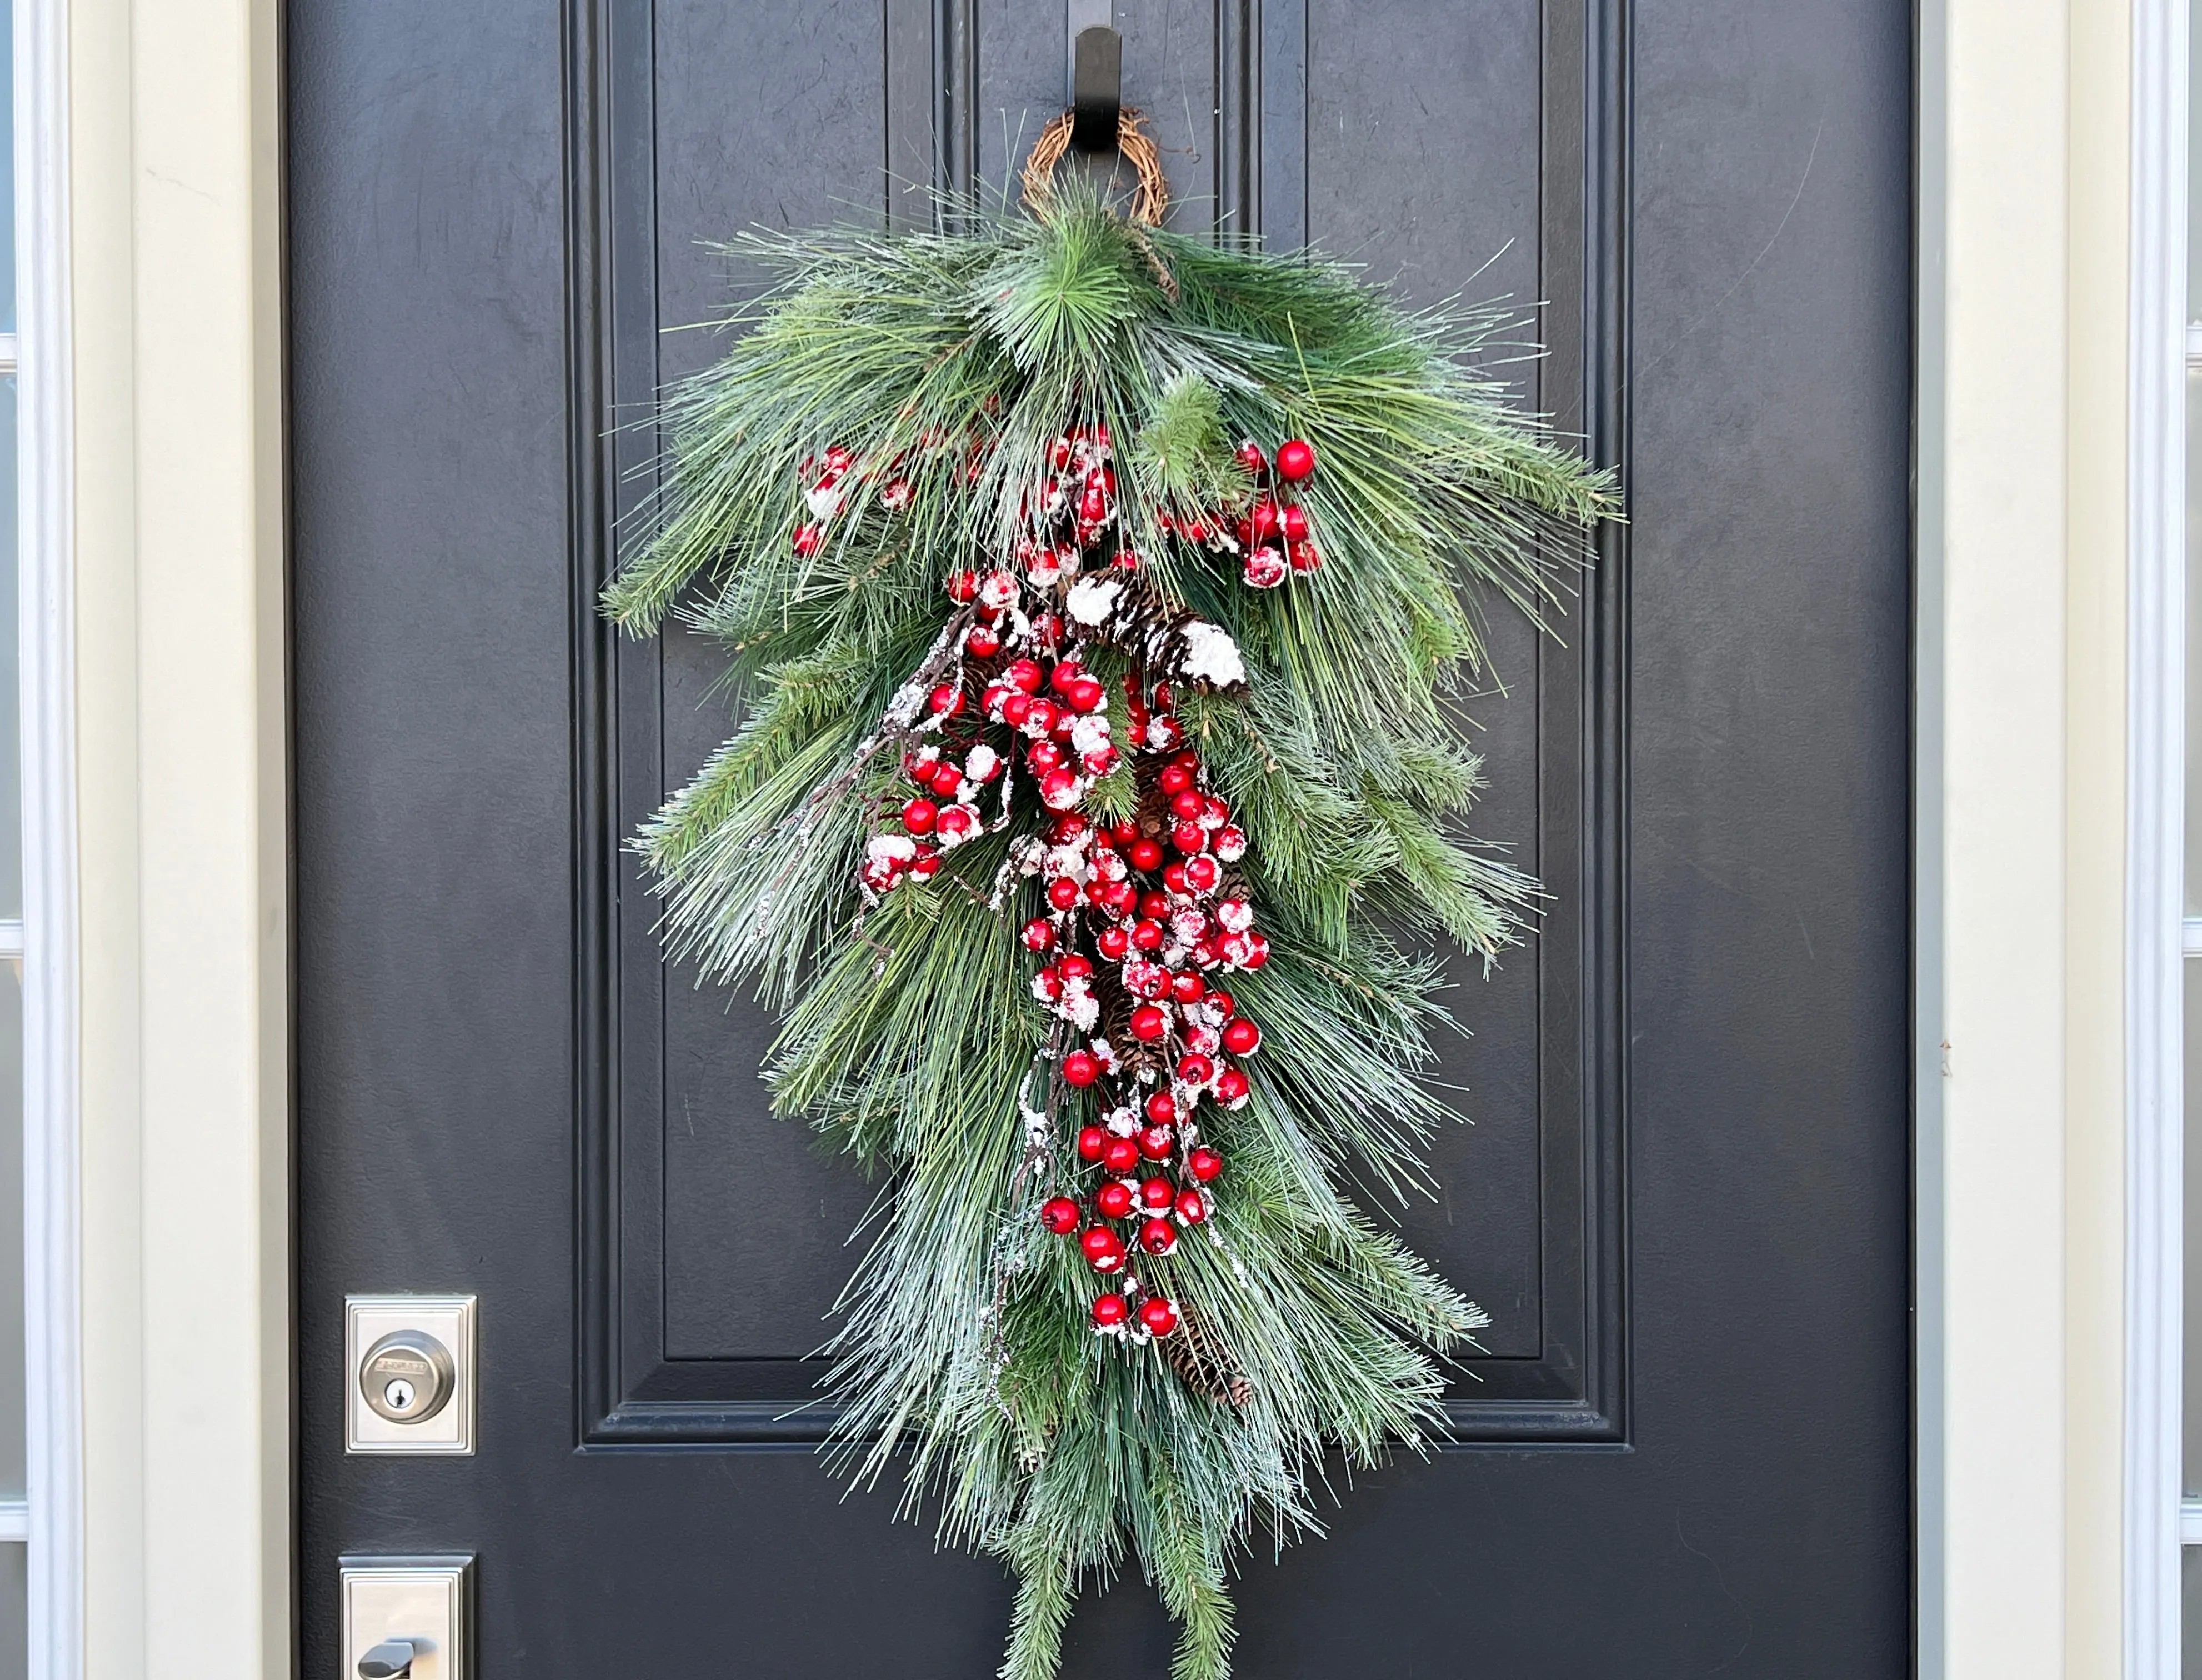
[290,2,1912,1672]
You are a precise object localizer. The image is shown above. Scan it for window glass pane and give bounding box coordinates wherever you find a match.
[2191,0,2202,321]
[0,964,23,1503]
[0,0,14,336]
[0,377,21,920]
[2181,964,2202,1491]
[0,1544,24,1680]
[2186,1546,2202,1680]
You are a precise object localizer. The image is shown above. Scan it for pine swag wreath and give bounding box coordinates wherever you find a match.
[605,116,1617,1680]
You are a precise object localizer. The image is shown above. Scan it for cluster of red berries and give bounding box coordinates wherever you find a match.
[1023,747,1269,1339]
[789,442,923,559]
[1158,437,1320,588]
[839,422,1315,1340]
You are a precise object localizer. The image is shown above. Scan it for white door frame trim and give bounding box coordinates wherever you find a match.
[17,0,82,1668]
[2128,0,2189,1672]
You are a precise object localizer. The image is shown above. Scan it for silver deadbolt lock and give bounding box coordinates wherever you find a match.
[359,1330,455,1425]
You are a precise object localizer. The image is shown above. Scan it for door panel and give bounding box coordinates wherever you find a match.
[293,1,1910,1672]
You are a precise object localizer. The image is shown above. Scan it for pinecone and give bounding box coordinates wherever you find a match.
[1163,1311,1252,1407]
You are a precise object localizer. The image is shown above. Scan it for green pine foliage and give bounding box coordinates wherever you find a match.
[605,192,1618,1680]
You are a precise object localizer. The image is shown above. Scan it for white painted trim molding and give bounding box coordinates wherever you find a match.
[2129,0,2190,1674]
[17,0,80,1667]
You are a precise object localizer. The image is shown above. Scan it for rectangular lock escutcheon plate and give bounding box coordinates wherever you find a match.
[346,1294,476,1454]
[339,1556,471,1680]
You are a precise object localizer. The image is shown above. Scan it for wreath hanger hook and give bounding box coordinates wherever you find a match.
[1070,25,1123,152]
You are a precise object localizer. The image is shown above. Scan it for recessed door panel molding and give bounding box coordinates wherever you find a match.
[570,0,1629,1446]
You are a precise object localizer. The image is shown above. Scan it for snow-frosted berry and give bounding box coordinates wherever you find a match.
[1020,918,1054,952]
[1175,1188,1208,1224]
[1138,1296,1180,1336]
[1082,1227,1126,1272]
[1139,1218,1178,1257]
[1091,1292,1129,1328]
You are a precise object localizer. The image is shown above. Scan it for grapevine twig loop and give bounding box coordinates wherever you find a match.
[1019,107,1171,228]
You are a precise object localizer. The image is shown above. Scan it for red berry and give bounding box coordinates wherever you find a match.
[1035,966,1063,1002]
[934,684,968,719]
[1145,1091,1177,1125]
[1021,918,1054,952]
[1280,503,1309,541]
[910,852,942,878]
[1170,972,1206,1004]
[966,623,1002,658]
[1092,1292,1130,1327]
[1006,658,1044,693]
[1002,693,1034,727]
[1275,438,1315,481]
[1052,813,1089,842]
[1162,862,1189,894]
[1041,1197,1081,1234]
[1289,540,1321,573]
[1177,1053,1214,1085]
[1139,1124,1174,1159]
[1188,1147,1223,1183]
[794,522,826,557]
[1130,1004,1168,1042]
[1128,838,1164,871]
[1077,1125,1108,1161]
[1040,768,1081,809]
[1139,1296,1180,1336]
[1098,924,1131,959]
[1183,855,1220,893]
[930,764,964,797]
[1172,821,1207,854]
[1048,877,1081,911]
[1095,1180,1135,1220]
[1223,1019,1261,1056]
[1024,698,1058,734]
[1175,1188,1208,1224]
[1210,989,1236,1019]
[1139,892,1173,921]
[1060,953,1093,980]
[1235,439,1268,476]
[1103,1137,1141,1175]
[947,569,979,601]
[902,798,939,835]
[1242,933,1270,969]
[1139,1218,1178,1256]
[1081,1227,1126,1272]
[1159,764,1194,795]
[1063,1050,1100,1087]
[1138,1177,1174,1212]
[1215,1067,1249,1104]
[1131,919,1165,952]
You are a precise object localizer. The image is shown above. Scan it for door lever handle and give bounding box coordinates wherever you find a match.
[358,1639,417,1679]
